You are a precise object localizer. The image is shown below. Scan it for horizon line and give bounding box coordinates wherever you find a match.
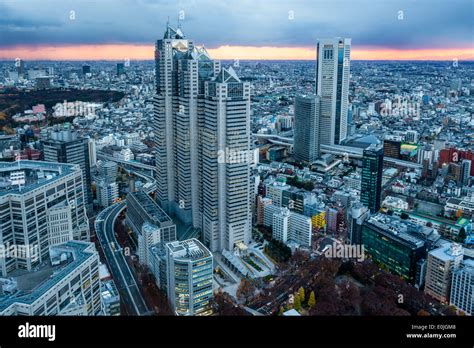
[0,44,473,61]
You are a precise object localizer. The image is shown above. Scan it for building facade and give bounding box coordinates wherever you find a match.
[165,239,213,316]
[315,38,351,145]
[360,145,384,213]
[294,95,320,163]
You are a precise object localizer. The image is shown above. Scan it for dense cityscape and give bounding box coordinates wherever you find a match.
[0,7,473,335]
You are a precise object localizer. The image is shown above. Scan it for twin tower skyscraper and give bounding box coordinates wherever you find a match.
[294,38,351,163]
[153,25,252,253]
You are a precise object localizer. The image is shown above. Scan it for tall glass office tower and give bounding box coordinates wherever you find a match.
[293,94,321,163]
[316,38,351,145]
[153,25,251,252]
[360,144,384,213]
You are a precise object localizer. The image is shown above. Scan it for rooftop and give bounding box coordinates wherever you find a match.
[366,214,427,248]
[0,241,96,312]
[128,190,173,225]
[0,160,80,197]
[166,238,211,261]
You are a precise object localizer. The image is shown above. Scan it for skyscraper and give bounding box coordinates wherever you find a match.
[202,66,252,252]
[293,95,321,163]
[360,144,383,213]
[165,238,213,316]
[315,38,351,145]
[116,62,125,76]
[461,159,471,186]
[42,128,93,208]
[153,25,251,252]
[154,25,219,227]
[424,243,463,303]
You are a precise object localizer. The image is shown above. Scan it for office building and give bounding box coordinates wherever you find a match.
[315,38,351,145]
[97,161,118,184]
[100,279,121,316]
[293,95,320,162]
[461,159,471,186]
[153,25,251,252]
[361,214,427,284]
[450,259,474,315]
[166,239,213,316]
[265,205,312,247]
[42,128,93,207]
[256,196,272,226]
[0,161,89,276]
[116,63,125,76]
[348,203,370,244]
[201,66,252,252]
[96,181,119,208]
[126,190,176,265]
[424,243,463,303]
[0,241,101,316]
[88,138,97,167]
[360,144,384,213]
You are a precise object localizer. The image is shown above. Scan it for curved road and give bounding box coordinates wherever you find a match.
[95,202,149,315]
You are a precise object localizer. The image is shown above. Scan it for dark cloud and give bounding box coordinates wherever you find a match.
[0,0,472,48]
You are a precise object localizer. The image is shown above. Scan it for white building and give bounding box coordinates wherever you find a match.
[154,25,252,253]
[138,223,161,267]
[450,259,474,315]
[424,243,463,303]
[0,161,89,277]
[265,205,312,247]
[47,201,74,247]
[114,148,134,161]
[0,241,101,315]
[96,181,119,208]
[316,38,351,145]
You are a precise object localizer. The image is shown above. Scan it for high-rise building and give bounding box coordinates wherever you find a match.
[126,190,177,246]
[42,128,93,208]
[0,161,90,276]
[265,205,312,247]
[348,203,370,245]
[0,241,101,316]
[116,63,125,76]
[315,38,351,145]
[97,160,118,184]
[88,138,97,167]
[154,25,217,226]
[153,25,251,252]
[461,159,471,186]
[360,144,384,213]
[424,243,463,303]
[361,214,427,284]
[165,238,213,316]
[96,181,119,208]
[294,95,320,162]
[82,65,91,75]
[202,67,252,252]
[450,259,474,315]
[15,58,25,77]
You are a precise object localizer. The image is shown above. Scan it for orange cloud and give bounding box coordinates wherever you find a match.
[0,44,472,61]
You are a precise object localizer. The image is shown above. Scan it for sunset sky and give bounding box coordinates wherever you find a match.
[0,0,472,61]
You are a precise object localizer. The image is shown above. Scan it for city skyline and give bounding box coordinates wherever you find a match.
[0,0,472,61]
[0,1,473,339]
